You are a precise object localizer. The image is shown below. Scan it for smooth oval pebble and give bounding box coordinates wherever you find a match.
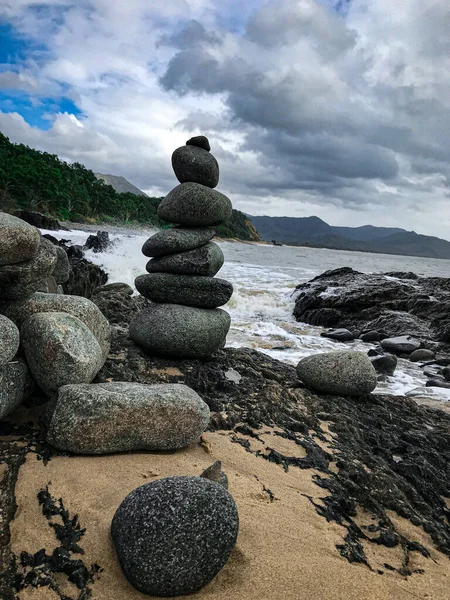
[111,476,239,596]
[146,242,224,277]
[172,145,219,188]
[157,183,232,227]
[46,382,210,454]
[135,273,233,308]
[129,303,230,358]
[142,227,216,257]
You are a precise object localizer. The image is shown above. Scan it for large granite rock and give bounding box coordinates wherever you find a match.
[142,227,216,257]
[296,350,377,396]
[111,477,239,596]
[146,242,224,277]
[380,336,421,355]
[46,382,210,454]
[0,359,34,419]
[21,312,104,396]
[172,145,219,188]
[0,212,41,266]
[158,183,232,227]
[52,247,70,284]
[129,303,230,358]
[0,238,57,299]
[135,273,233,308]
[0,315,19,365]
[0,292,111,360]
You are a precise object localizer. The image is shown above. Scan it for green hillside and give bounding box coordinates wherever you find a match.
[0,132,260,240]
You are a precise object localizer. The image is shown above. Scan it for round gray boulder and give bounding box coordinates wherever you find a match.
[0,315,19,365]
[370,353,398,376]
[135,273,233,308]
[129,303,230,358]
[0,238,58,299]
[146,242,224,277]
[157,183,232,227]
[0,359,34,419]
[409,348,435,362]
[1,292,111,360]
[296,350,378,396]
[172,145,219,188]
[21,312,104,396]
[46,382,210,454]
[111,476,239,596]
[0,212,41,266]
[52,246,70,284]
[142,227,216,257]
[380,335,421,354]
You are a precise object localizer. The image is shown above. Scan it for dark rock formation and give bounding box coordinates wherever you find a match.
[12,210,68,231]
[83,231,111,253]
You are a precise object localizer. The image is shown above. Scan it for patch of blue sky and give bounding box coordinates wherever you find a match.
[0,23,48,66]
[0,90,82,130]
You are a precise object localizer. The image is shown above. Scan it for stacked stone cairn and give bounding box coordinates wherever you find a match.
[0,208,239,596]
[130,135,234,358]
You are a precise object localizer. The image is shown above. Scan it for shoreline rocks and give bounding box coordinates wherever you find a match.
[0,212,41,266]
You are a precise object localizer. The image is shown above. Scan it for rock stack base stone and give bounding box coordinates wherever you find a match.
[130,136,232,358]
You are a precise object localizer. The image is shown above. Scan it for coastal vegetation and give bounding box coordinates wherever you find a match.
[0,132,260,241]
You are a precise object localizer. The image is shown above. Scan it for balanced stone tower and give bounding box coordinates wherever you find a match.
[129,135,233,358]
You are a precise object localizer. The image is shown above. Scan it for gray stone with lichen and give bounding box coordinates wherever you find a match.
[146,242,224,277]
[0,315,19,365]
[0,212,41,266]
[142,227,216,257]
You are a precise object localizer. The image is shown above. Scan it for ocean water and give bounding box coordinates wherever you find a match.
[43,226,450,403]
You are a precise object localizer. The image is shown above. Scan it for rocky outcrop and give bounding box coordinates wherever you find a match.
[293,267,450,344]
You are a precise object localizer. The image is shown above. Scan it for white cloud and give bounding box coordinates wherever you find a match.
[0,0,449,238]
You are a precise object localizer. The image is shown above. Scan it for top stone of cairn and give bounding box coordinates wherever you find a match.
[172,136,219,188]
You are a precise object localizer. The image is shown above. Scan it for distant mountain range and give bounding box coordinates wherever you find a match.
[249,215,450,260]
[94,173,148,197]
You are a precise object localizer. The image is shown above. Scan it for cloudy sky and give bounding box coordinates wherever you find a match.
[1,0,449,237]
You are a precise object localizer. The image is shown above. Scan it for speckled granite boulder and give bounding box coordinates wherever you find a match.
[0,315,19,365]
[21,312,104,396]
[0,238,57,299]
[135,273,233,308]
[142,227,216,257]
[46,382,210,454]
[158,183,232,227]
[0,359,34,419]
[0,212,41,266]
[296,350,377,396]
[146,242,224,277]
[0,292,111,360]
[111,476,239,596]
[172,145,219,188]
[129,303,230,358]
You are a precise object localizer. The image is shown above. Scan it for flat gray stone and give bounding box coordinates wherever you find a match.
[46,382,210,454]
[135,273,233,308]
[21,312,104,396]
[111,476,238,596]
[380,335,421,354]
[0,359,34,419]
[172,145,219,188]
[0,212,41,266]
[52,247,70,284]
[142,227,216,257]
[157,183,232,227]
[0,238,58,299]
[0,292,111,360]
[0,315,19,365]
[129,303,230,358]
[146,242,224,277]
[296,350,377,396]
